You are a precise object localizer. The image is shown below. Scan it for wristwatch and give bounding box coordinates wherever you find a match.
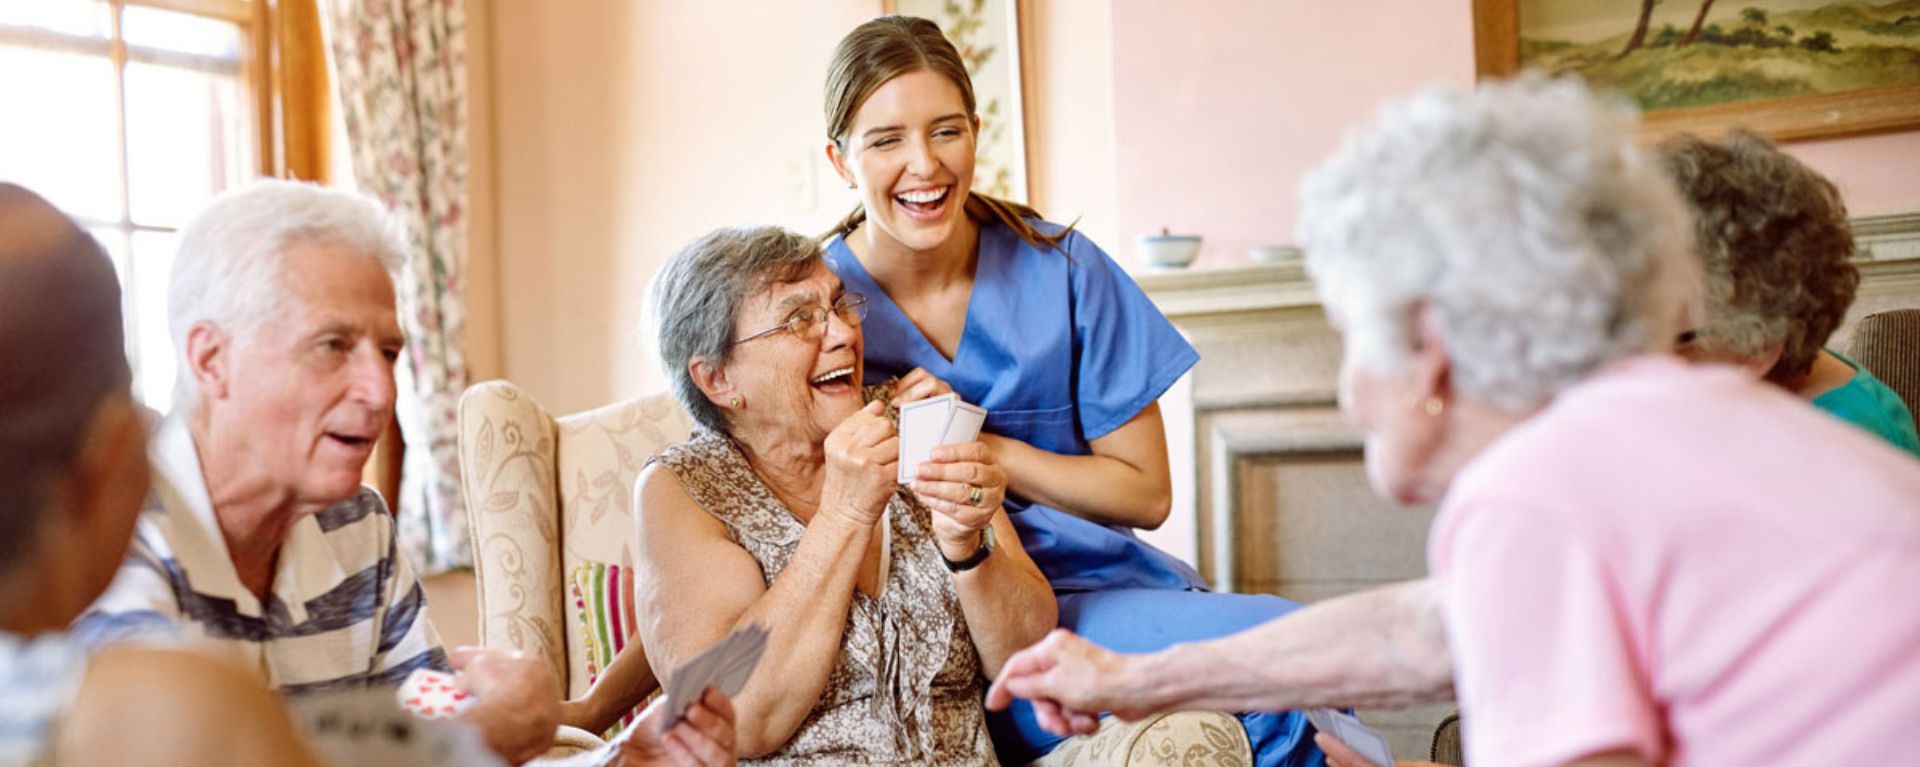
[941,525,996,572]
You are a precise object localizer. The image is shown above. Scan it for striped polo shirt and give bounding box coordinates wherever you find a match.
[73,416,449,694]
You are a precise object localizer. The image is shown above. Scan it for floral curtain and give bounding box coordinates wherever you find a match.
[327,0,471,571]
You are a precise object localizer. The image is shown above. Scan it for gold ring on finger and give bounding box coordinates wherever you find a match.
[967,484,984,506]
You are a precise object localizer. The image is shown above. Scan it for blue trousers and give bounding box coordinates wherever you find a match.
[988,588,1325,767]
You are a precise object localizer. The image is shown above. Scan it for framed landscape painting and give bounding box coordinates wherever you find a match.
[1474,0,1920,140]
[882,0,1030,203]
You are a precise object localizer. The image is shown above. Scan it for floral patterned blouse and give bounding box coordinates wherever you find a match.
[653,430,996,766]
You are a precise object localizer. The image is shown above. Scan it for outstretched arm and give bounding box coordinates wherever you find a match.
[988,579,1454,734]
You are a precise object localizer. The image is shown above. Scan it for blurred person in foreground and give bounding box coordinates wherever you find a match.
[988,76,1920,767]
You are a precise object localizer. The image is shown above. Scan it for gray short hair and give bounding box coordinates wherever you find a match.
[651,225,822,434]
[169,179,406,410]
[1299,74,1698,411]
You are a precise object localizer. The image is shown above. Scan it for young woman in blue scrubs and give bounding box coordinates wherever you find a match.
[819,16,1322,767]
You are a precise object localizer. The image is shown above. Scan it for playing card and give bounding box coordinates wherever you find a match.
[661,623,769,732]
[396,669,474,720]
[897,394,957,483]
[294,688,504,767]
[1305,708,1337,736]
[1311,709,1393,767]
[940,401,986,445]
[896,394,991,482]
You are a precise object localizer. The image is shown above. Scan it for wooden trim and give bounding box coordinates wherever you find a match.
[251,0,274,176]
[272,0,331,182]
[1470,0,1920,143]
[126,0,255,24]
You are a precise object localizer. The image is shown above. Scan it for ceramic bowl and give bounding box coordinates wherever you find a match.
[1248,244,1302,264]
[1137,234,1201,269]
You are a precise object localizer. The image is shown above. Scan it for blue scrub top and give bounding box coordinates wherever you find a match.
[826,220,1207,592]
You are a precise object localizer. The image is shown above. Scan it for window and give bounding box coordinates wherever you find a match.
[0,0,263,412]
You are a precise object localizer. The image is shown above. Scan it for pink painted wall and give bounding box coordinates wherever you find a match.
[1103,0,1920,273]
[473,1,1920,413]
[486,0,875,414]
[1109,1,1474,271]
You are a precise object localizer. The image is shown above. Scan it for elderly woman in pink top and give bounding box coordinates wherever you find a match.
[992,75,1920,767]
[1308,76,1920,767]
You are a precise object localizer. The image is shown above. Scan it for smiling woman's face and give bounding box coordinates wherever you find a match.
[832,69,977,255]
[722,261,867,445]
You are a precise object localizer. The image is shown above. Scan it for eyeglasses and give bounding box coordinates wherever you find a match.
[732,292,869,346]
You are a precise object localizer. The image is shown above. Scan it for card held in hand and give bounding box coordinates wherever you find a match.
[896,393,989,483]
[661,622,769,733]
[396,668,475,720]
[1306,708,1394,767]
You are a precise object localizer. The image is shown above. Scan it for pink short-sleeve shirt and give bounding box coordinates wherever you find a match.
[1430,356,1920,767]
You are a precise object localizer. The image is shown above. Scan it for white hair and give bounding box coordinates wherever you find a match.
[169,179,407,409]
[1298,74,1699,411]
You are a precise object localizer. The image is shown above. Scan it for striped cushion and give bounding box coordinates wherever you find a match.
[570,562,640,739]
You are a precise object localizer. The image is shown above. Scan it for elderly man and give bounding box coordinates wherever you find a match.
[2,182,337,765]
[73,180,562,764]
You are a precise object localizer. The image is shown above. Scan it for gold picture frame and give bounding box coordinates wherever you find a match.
[1472,0,1920,142]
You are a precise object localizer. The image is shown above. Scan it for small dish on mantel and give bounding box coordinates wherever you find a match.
[1248,244,1302,265]
[1137,228,1201,270]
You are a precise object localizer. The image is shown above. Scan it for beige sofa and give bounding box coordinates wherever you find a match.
[456,380,1253,765]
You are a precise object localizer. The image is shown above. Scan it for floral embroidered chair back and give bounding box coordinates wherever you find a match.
[456,380,692,698]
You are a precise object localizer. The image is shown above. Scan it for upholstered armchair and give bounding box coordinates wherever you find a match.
[456,380,1254,764]
[1846,308,1920,425]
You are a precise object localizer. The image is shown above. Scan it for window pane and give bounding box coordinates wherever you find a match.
[0,0,110,39]
[125,61,252,228]
[88,225,142,399]
[129,230,178,413]
[0,45,122,222]
[123,5,242,61]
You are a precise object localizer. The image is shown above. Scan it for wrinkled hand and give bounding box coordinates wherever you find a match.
[889,367,954,406]
[820,401,899,526]
[910,440,1007,555]
[1316,731,1441,767]
[607,689,737,767]
[987,630,1156,736]
[451,646,561,765]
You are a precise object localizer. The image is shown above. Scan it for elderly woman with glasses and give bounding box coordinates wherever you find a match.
[573,225,1054,765]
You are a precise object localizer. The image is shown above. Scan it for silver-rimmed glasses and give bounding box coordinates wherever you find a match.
[731,292,870,346]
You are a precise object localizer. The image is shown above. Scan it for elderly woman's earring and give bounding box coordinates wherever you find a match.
[1423,396,1445,416]
[730,396,743,409]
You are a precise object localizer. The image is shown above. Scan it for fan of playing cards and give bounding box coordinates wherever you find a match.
[661,622,770,732]
[897,393,988,483]
[1306,708,1395,767]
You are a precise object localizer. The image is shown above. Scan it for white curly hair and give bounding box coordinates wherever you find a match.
[1299,74,1700,411]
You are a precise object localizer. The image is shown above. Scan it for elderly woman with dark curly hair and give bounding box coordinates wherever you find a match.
[1659,130,1920,456]
[989,76,1920,767]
